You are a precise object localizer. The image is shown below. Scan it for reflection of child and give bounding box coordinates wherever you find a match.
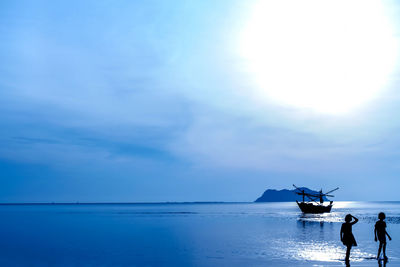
[340,214,358,264]
[375,212,392,260]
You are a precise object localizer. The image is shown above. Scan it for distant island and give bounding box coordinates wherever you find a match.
[255,187,329,202]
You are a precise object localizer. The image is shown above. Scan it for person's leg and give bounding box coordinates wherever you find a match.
[383,242,387,259]
[377,242,382,259]
[346,245,351,262]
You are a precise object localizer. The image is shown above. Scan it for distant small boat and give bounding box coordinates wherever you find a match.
[293,184,339,214]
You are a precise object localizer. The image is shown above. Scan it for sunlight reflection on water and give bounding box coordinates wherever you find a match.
[299,213,343,223]
[288,206,386,264]
[273,239,375,263]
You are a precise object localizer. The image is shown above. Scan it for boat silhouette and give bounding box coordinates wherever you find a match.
[293,184,339,214]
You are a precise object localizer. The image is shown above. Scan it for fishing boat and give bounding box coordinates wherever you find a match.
[293,184,339,214]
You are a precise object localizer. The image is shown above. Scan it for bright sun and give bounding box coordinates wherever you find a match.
[239,0,398,114]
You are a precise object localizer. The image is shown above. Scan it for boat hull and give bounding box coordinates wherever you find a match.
[296,201,332,213]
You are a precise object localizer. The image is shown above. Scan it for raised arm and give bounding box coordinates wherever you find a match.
[350,215,358,225]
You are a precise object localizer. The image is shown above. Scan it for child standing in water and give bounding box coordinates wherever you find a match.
[341,214,358,264]
[375,212,392,260]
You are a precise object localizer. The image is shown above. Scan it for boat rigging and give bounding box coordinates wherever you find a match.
[293,184,339,213]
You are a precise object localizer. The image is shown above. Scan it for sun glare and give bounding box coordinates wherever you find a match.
[239,0,398,114]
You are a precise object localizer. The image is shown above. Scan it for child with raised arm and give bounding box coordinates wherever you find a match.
[341,214,358,264]
[375,212,392,260]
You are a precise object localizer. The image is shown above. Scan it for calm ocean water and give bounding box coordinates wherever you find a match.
[0,201,399,266]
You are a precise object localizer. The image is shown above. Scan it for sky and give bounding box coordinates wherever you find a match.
[1,0,400,202]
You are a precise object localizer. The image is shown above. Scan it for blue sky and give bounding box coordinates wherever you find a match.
[1,0,400,202]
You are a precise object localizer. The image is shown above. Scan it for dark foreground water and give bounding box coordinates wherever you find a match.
[0,202,399,266]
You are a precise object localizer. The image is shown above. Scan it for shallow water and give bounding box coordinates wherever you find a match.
[0,201,398,266]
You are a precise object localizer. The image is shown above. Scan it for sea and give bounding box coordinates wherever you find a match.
[0,201,399,266]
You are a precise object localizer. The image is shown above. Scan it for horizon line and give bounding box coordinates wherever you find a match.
[0,200,399,205]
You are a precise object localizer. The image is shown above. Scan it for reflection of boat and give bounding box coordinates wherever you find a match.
[293,184,339,214]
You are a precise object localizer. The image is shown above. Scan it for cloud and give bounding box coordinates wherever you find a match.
[167,97,400,173]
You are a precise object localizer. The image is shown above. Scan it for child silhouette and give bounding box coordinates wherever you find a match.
[340,214,358,264]
[375,212,392,260]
